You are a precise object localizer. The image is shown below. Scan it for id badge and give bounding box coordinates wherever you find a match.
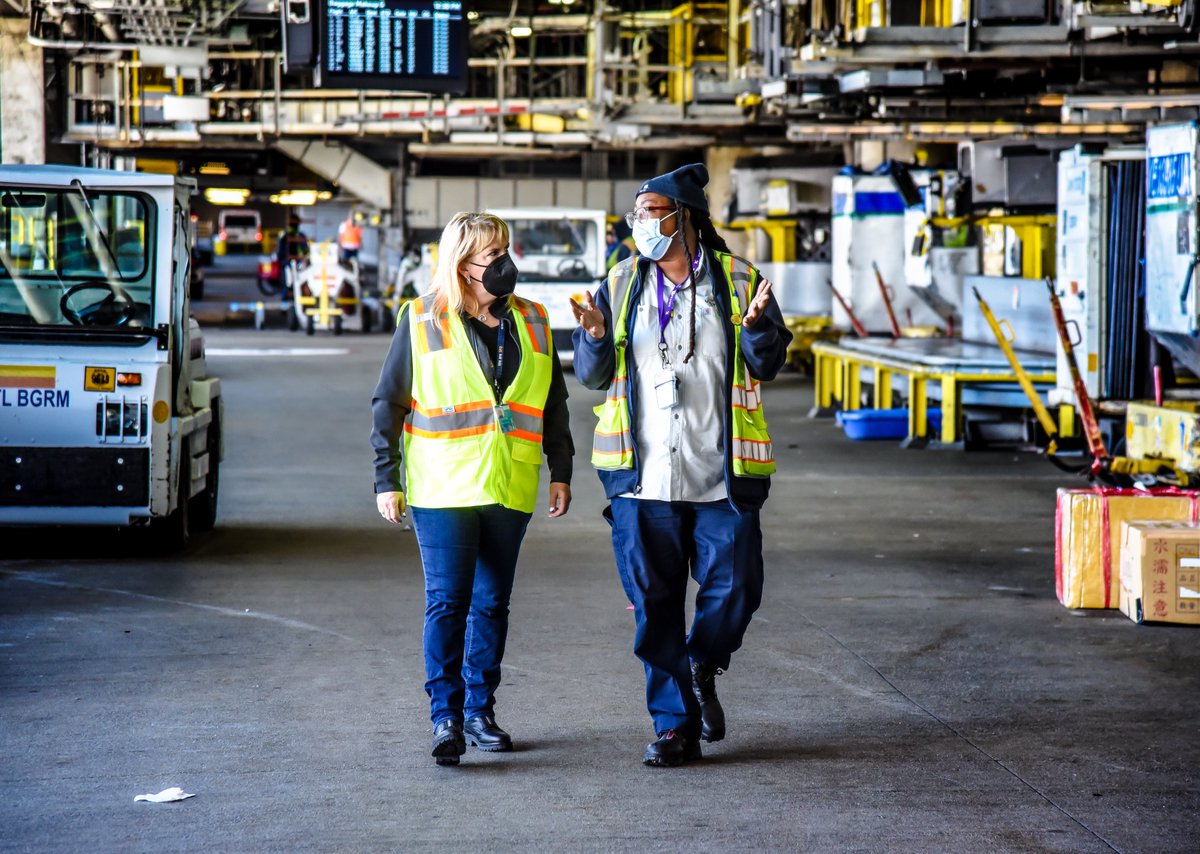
[653,370,678,410]
[494,403,516,434]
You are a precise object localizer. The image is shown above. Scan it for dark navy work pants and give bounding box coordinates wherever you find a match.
[410,505,531,727]
[606,497,765,738]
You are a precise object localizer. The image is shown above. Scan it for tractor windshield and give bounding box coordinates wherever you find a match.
[508,217,600,282]
[0,187,155,329]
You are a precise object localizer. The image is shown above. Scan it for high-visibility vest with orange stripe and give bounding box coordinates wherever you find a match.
[591,251,775,478]
[338,221,362,249]
[404,294,553,512]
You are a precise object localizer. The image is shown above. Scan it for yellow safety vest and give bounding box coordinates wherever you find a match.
[591,251,775,478]
[404,294,553,512]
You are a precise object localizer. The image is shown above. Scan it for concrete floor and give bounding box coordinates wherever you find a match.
[2,326,1198,853]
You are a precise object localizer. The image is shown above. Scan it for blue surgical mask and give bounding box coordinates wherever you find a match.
[632,214,677,261]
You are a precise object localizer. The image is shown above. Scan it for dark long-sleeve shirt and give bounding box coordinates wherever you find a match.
[371,298,574,495]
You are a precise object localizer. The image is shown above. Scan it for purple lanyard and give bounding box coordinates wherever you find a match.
[655,247,704,339]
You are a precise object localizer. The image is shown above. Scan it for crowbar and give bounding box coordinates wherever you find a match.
[1044,277,1107,471]
[827,279,869,338]
[972,286,1060,453]
[872,261,902,339]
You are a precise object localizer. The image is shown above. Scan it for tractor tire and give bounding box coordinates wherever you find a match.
[188,401,220,533]
[151,443,191,553]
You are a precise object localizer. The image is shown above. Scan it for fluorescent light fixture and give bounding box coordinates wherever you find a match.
[269,190,319,205]
[510,25,532,37]
[204,188,250,205]
[199,162,231,176]
[317,190,334,200]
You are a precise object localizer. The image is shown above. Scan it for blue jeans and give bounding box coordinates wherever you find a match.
[606,498,764,738]
[410,505,532,727]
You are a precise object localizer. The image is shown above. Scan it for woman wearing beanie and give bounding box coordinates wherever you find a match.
[372,211,574,766]
[570,164,792,767]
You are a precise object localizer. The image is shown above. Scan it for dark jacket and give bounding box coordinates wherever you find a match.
[276,230,309,266]
[371,296,574,495]
[572,250,791,510]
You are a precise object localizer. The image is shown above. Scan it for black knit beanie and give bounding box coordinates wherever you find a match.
[636,163,709,213]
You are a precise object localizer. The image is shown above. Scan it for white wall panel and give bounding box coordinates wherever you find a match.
[478,180,516,210]
[515,179,557,207]
[438,178,479,222]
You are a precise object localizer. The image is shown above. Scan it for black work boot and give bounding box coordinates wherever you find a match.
[642,729,702,767]
[691,661,726,743]
[463,715,513,752]
[431,719,466,766]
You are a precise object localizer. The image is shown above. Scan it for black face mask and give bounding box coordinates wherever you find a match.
[470,254,519,298]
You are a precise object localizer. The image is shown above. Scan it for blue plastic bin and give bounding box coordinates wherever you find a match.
[835,408,942,441]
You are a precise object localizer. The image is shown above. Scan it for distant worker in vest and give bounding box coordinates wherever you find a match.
[273,213,309,307]
[570,164,792,768]
[277,213,310,267]
[605,219,636,272]
[338,212,363,264]
[371,211,574,767]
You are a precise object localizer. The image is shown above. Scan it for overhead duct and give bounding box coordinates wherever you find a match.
[29,0,243,48]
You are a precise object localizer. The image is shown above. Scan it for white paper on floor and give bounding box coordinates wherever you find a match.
[134,787,195,803]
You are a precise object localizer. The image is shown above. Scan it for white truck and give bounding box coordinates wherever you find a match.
[488,207,608,353]
[0,165,222,549]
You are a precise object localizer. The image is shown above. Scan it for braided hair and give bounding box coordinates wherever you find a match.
[677,206,730,363]
[689,208,731,254]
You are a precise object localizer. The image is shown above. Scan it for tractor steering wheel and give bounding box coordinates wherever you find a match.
[60,282,136,327]
[557,258,590,279]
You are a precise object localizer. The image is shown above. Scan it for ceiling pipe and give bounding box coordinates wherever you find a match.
[26,28,141,50]
[91,11,120,42]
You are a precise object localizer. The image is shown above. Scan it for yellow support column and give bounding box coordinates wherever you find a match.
[833,352,844,410]
[1020,223,1051,279]
[1058,403,1077,439]
[940,374,958,443]
[857,0,885,27]
[846,359,863,411]
[907,374,929,444]
[873,367,894,409]
[815,350,835,410]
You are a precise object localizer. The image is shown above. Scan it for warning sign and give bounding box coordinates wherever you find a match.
[85,366,115,392]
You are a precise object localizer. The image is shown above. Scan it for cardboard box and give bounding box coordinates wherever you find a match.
[1055,488,1199,609]
[1119,521,1200,625]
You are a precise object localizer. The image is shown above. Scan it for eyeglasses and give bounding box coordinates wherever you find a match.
[624,206,677,228]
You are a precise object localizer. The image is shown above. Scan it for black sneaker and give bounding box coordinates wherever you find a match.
[642,729,702,767]
[431,719,466,766]
[464,715,513,752]
[691,661,726,743]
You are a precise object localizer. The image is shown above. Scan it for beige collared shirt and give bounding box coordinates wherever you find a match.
[623,252,728,502]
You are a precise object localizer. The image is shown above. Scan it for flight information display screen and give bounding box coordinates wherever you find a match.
[318,0,468,93]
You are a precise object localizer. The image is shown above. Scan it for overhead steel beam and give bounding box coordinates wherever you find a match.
[274,138,393,212]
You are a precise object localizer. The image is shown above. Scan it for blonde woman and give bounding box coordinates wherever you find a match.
[371,212,574,766]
